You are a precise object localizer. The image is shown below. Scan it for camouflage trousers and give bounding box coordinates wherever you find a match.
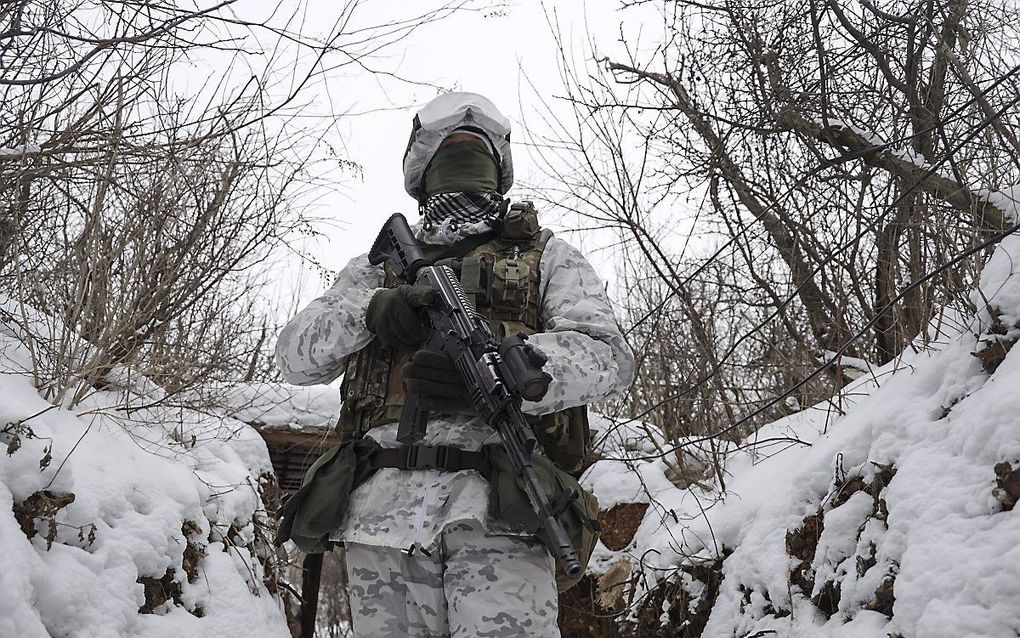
[345,519,560,637]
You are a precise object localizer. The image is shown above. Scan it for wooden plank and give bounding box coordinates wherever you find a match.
[250,425,341,496]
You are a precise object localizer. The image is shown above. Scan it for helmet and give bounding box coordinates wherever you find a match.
[403,92,514,201]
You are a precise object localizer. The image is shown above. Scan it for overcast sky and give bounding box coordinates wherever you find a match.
[240,0,659,309]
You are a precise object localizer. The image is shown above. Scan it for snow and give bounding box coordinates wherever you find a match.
[3,204,1018,638]
[582,230,1020,636]
[0,143,41,157]
[808,116,886,148]
[0,312,292,636]
[809,491,874,597]
[978,185,1020,224]
[814,350,876,379]
[209,381,339,430]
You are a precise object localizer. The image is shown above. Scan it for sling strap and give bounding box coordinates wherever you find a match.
[433,229,499,261]
[370,444,486,472]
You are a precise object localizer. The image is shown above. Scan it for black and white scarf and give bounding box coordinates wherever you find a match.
[421,191,505,231]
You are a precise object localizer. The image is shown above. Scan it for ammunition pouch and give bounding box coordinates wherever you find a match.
[483,443,601,592]
[274,437,382,554]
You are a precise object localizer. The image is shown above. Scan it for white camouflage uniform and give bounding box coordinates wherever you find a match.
[277,212,633,634]
[277,231,634,636]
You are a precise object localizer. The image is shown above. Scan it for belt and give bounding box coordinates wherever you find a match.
[371,444,486,472]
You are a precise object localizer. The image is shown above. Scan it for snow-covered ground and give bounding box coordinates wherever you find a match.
[582,232,1020,635]
[4,208,1018,637]
[0,311,320,637]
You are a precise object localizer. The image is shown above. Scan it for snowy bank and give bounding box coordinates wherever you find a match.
[0,321,294,637]
[581,233,1020,636]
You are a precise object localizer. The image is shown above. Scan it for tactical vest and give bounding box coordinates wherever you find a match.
[338,202,592,473]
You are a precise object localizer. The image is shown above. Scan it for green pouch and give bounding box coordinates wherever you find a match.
[482,445,601,591]
[275,438,381,554]
[492,257,531,309]
[534,406,592,475]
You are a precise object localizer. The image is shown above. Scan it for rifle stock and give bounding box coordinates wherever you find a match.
[368,213,430,279]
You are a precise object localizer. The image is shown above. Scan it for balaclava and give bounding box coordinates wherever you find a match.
[423,137,499,195]
[420,130,503,234]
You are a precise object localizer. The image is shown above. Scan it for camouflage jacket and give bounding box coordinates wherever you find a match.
[274,231,635,551]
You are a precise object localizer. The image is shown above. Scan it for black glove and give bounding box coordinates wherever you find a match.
[400,350,473,412]
[365,284,436,349]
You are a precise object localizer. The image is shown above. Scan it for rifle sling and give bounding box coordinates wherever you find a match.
[430,230,499,261]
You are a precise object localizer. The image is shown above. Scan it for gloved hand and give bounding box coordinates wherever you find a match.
[365,284,436,349]
[400,350,473,412]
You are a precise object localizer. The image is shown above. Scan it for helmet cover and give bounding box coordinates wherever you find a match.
[403,92,513,201]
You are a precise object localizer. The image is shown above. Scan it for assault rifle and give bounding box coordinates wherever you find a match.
[368,212,582,577]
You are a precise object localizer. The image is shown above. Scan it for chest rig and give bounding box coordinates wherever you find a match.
[338,202,592,473]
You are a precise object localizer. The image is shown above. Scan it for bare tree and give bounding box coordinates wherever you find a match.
[0,0,472,407]
[529,0,1020,452]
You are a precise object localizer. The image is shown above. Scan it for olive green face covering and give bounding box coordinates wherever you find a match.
[423,141,499,196]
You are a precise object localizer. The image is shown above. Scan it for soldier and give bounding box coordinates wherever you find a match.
[275,92,634,637]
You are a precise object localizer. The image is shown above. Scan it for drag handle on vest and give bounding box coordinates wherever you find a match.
[397,394,428,444]
[368,213,431,282]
